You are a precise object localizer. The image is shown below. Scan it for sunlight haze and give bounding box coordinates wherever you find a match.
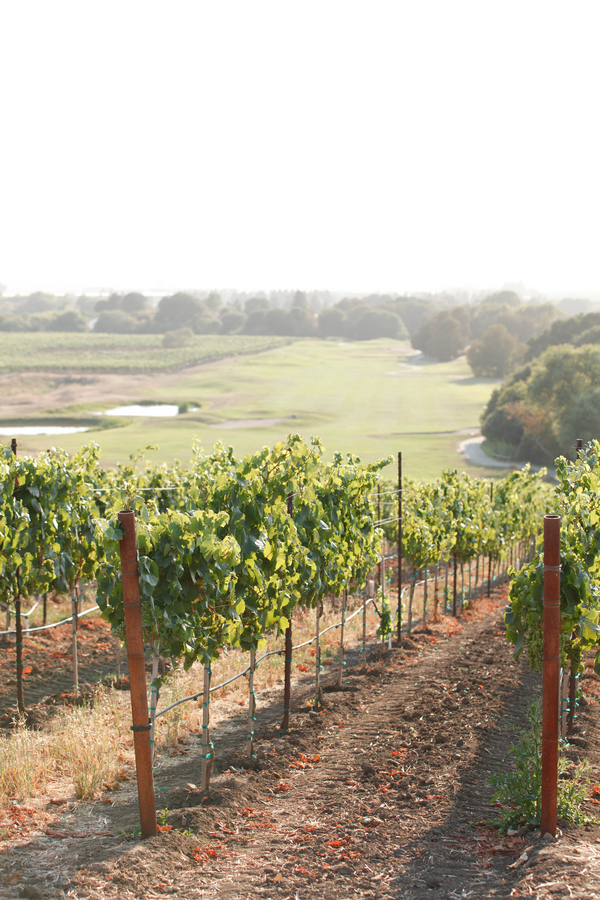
[1,1,599,296]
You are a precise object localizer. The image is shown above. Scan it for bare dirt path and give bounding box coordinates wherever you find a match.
[1,589,600,900]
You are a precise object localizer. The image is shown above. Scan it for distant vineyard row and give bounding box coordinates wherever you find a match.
[0,333,293,373]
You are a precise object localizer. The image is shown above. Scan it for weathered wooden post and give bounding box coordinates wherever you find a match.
[118,510,157,838]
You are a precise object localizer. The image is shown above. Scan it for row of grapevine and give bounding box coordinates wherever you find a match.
[506,440,600,679]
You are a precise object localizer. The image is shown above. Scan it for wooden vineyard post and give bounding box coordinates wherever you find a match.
[248,647,256,757]
[201,665,213,791]
[282,492,293,733]
[71,584,79,699]
[397,452,402,640]
[42,593,47,626]
[338,589,347,687]
[12,439,24,716]
[117,510,157,839]
[422,568,428,632]
[541,514,561,837]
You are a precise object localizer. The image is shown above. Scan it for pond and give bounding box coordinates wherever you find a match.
[0,426,90,436]
[98,404,180,417]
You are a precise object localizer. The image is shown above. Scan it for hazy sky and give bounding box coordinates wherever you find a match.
[1,2,599,297]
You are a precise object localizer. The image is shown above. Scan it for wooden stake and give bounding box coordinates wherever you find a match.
[118,510,157,839]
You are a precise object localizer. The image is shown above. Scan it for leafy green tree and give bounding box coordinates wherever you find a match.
[94,310,139,334]
[412,310,468,361]
[467,323,519,377]
[318,306,346,337]
[354,308,407,340]
[219,309,246,334]
[525,312,600,362]
[121,293,147,314]
[244,297,270,314]
[154,293,206,332]
[48,310,88,332]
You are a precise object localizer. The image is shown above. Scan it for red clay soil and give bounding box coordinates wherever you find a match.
[1,587,600,900]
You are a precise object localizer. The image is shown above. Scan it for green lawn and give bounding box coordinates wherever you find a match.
[2,338,501,480]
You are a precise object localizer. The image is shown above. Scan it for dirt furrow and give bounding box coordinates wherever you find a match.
[2,589,600,900]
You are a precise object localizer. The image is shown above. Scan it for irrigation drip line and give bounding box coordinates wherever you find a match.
[155,596,383,720]
[155,578,443,721]
[0,604,100,637]
[24,595,43,618]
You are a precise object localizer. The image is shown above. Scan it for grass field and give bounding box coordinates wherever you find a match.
[0,332,292,372]
[1,337,501,479]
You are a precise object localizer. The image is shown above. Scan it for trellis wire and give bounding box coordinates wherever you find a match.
[0,603,100,636]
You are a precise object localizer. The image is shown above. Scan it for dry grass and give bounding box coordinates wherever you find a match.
[0,723,51,803]
[0,580,470,810]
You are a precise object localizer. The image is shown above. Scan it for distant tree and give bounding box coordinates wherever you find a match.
[121,292,147,314]
[574,324,600,347]
[525,312,600,361]
[354,308,407,340]
[94,310,138,333]
[481,344,600,462]
[95,293,123,313]
[558,297,592,317]
[219,309,247,334]
[391,297,435,336]
[162,327,194,348]
[0,314,28,332]
[292,291,309,310]
[204,292,222,312]
[264,307,297,336]
[467,324,518,377]
[19,292,57,314]
[154,293,206,332]
[412,310,467,361]
[192,313,220,334]
[290,305,317,336]
[318,307,346,337]
[243,309,269,334]
[245,297,270,314]
[48,310,88,332]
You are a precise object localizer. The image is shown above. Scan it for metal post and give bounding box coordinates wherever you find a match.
[12,439,24,715]
[338,590,347,686]
[118,510,157,839]
[315,602,322,708]
[71,584,79,699]
[452,556,458,616]
[488,483,493,596]
[248,647,256,757]
[541,514,561,837]
[568,440,584,736]
[282,492,293,733]
[201,665,212,791]
[397,452,402,640]
[149,650,159,762]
